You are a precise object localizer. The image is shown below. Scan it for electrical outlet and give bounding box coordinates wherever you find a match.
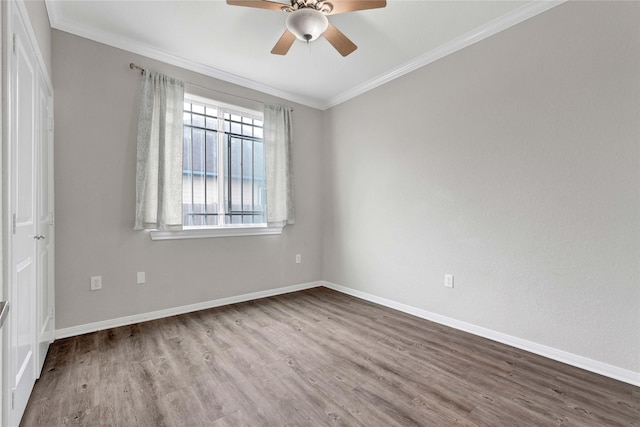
[90,276,102,291]
[444,274,454,288]
[137,271,146,284]
[296,254,302,264]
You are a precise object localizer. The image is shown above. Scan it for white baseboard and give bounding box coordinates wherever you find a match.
[54,281,322,339]
[321,281,640,388]
[55,279,639,387]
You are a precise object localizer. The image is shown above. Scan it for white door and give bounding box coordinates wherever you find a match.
[35,73,54,374]
[7,6,38,425]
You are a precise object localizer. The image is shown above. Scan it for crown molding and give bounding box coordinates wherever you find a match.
[46,0,565,111]
[44,0,326,110]
[321,0,566,109]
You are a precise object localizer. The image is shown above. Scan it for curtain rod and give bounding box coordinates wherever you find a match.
[129,62,291,110]
[129,63,145,74]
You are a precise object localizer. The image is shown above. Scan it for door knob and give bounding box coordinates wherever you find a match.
[34,234,45,240]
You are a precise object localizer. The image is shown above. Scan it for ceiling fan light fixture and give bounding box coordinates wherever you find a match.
[286,8,328,42]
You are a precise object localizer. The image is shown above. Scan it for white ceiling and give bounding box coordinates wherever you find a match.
[45,0,562,110]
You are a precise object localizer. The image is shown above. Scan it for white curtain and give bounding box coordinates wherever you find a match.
[134,70,185,230]
[264,104,295,227]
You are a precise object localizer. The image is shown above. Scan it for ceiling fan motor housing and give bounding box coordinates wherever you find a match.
[225,0,386,56]
[286,8,329,42]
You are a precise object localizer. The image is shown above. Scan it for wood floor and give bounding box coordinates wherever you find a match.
[22,288,639,426]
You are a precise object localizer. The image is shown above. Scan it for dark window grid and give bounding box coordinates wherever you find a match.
[188,122,198,223]
[183,103,265,225]
[226,134,265,222]
[227,134,240,221]
[185,110,219,130]
[183,128,263,176]
[184,107,263,136]
[183,124,217,225]
[182,125,263,178]
[227,114,262,138]
[183,123,194,224]
[183,119,218,176]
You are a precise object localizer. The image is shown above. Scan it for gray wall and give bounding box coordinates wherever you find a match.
[53,31,324,329]
[52,1,639,375]
[322,1,640,372]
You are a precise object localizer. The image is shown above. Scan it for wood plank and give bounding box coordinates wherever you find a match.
[21,288,640,426]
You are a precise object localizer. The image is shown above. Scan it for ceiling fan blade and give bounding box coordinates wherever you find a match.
[271,29,297,55]
[327,0,386,15]
[324,23,357,57]
[226,0,288,11]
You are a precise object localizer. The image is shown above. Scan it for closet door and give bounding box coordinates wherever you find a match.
[4,2,54,424]
[7,4,38,424]
[35,73,54,374]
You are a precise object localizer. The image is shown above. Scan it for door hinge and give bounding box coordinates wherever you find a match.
[49,306,54,319]
[12,213,16,235]
[12,34,16,54]
[48,117,54,132]
[11,388,16,410]
[49,211,54,226]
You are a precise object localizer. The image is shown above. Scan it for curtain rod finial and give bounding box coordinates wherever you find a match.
[129,63,145,74]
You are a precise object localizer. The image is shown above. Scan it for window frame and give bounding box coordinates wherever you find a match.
[149,93,279,240]
[149,225,282,240]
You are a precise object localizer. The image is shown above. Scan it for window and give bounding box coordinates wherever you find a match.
[145,90,293,241]
[182,95,266,228]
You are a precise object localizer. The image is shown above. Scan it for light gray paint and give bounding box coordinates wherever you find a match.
[24,0,52,77]
[52,1,638,376]
[322,1,640,372]
[45,0,532,108]
[53,31,324,329]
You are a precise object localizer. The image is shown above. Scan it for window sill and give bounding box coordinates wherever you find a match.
[149,225,283,241]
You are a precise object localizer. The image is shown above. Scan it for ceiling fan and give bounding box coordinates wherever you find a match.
[226,0,387,57]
